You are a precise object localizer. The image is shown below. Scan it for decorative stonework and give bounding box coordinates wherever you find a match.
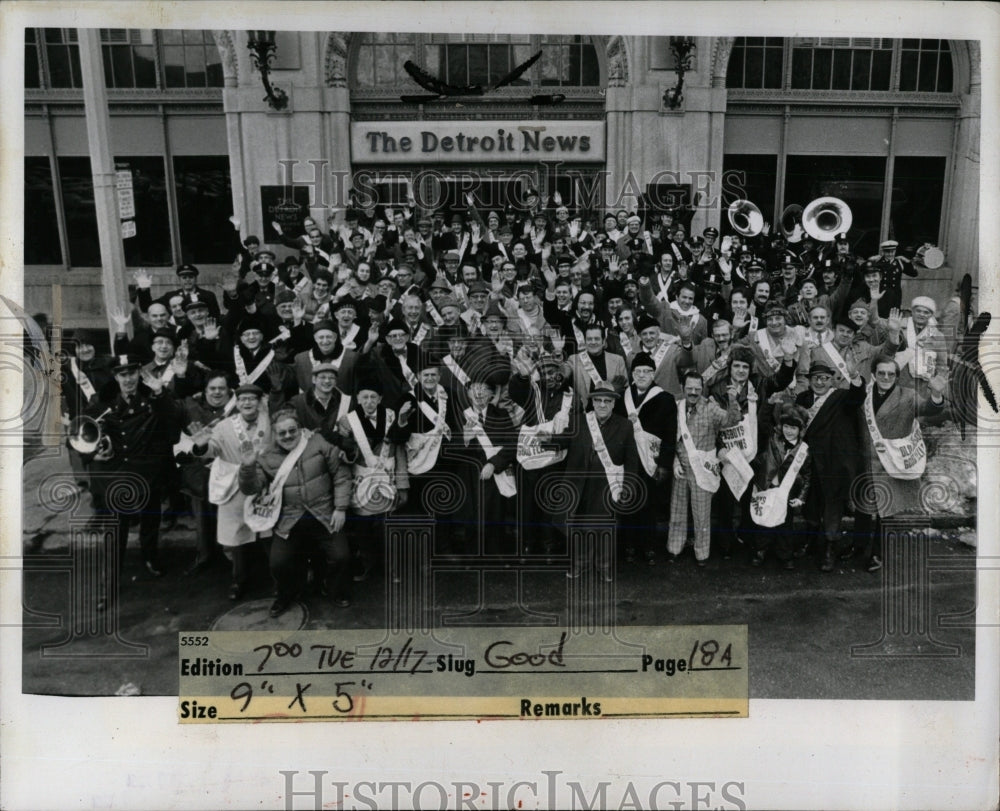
[324,32,351,88]
[211,30,238,87]
[711,37,735,88]
[607,36,629,88]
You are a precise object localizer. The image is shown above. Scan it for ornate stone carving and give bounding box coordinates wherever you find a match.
[607,36,629,88]
[211,30,238,86]
[711,37,735,88]
[324,32,351,88]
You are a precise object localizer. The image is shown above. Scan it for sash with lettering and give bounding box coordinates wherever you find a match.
[676,403,721,493]
[755,329,781,373]
[719,382,758,498]
[618,331,635,357]
[411,322,431,346]
[517,389,573,470]
[68,357,97,401]
[394,352,418,391]
[585,411,625,503]
[572,322,586,348]
[425,300,445,327]
[233,346,275,385]
[895,319,937,380]
[442,354,470,387]
[579,351,604,387]
[347,410,397,512]
[463,407,517,497]
[406,386,449,475]
[750,442,810,527]
[820,340,851,383]
[649,338,674,371]
[862,381,927,480]
[243,429,312,533]
[624,386,664,477]
[208,412,268,505]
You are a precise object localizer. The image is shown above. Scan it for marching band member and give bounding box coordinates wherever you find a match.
[749,404,811,570]
[190,383,272,600]
[852,356,946,572]
[667,371,741,567]
[872,240,918,317]
[616,352,677,565]
[239,409,353,617]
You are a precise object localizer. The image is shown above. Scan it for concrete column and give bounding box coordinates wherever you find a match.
[77,29,130,341]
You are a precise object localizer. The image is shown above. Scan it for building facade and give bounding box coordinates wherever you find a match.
[23,30,980,326]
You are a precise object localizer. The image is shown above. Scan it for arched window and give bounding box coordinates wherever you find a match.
[351,33,599,92]
[726,37,955,93]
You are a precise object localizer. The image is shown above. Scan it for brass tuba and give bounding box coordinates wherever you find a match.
[67,407,113,457]
[727,199,764,237]
[780,204,804,242]
[802,196,853,243]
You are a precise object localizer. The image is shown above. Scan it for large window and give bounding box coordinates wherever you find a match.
[354,33,600,91]
[727,37,954,93]
[889,156,946,248]
[24,157,62,265]
[173,156,233,264]
[27,29,223,90]
[118,157,172,266]
[56,157,101,267]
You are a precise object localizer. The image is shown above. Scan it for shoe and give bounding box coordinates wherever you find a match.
[783,560,795,571]
[352,560,370,583]
[751,551,765,567]
[793,544,810,559]
[820,551,835,573]
[185,557,213,576]
[144,560,163,578]
[695,558,708,568]
[269,598,291,618]
[665,553,679,564]
[866,556,883,573]
[335,597,352,608]
[839,546,857,562]
[228,583,242,601]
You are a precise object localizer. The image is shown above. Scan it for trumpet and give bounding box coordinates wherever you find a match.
[67,407,113,457]
[727,199,764,237]
[802,197,853,242]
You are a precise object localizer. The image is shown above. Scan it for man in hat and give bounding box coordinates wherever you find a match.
[615,351,677,565]
[330,296,364,352]
[188,382,271,599]
[61,328,116,489]
[436,324,475,421]
[368,316,422,408]
[749,403,812,570]
[154,264,221,319]
[569,323,628,408]
[508,346,579,558]
[268,289,312,364]
[667,371,742,567]
[84,354,181,608]
[616,214,649,262]
[213,313,296,412]
[873,239,918,317]
[895,295,949,401]
[562,381,640,580]
[287,360,356,450]
[747,302,801,385]
[461,280,492,336]
[794,357,866,571]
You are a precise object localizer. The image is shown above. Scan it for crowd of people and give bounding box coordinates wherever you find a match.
[57,187,964,618]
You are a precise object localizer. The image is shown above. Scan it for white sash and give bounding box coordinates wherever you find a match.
[233,346,275,385]
[463,407,517,496]
[426,300,445,326]
[669,302,700,331]
[243,431,311,533]
[579,351,604,387]
[406,387,448,474]
[69,357,97,401]
[158,364,176,385]
[411,322,430,346]
[463,309,483,335]
[517,308,536,335]
[443,355,470,387]
[618,331,635,357]
[821,340,851,382]
[896,319,937,380]
[516,390,573,470]
[676,403,721,493]
[347,410,398,512]
[572,323,586,347]
[804,389,833,429]
[748,313,758,333]
[339,324,360,349]
[750,442,810,527]
[863,383,927,480]
[624,386,664,477]
[585,412,625,502]
[650,339,672,371]
[396,353,418,390]
[719,382,758,497]
[755,329,780,373]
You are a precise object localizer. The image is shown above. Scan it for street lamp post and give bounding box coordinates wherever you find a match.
[247,30,289,110]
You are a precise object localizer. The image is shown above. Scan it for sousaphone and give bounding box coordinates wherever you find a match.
[802,196,853,242]
[727,199,764,237]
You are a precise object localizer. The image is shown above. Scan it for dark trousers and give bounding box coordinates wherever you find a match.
[519,465,566,554]
[271,513,350,601]
[189,495,218,564]
[91,469,162,571]
[712,485,752,557]
[754,516,797,561]
[625,470,665,559]
[854,512,882,562]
